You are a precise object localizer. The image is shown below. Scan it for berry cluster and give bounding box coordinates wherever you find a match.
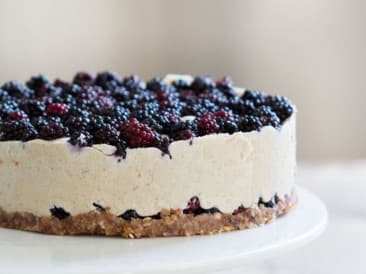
[0,72,294,157]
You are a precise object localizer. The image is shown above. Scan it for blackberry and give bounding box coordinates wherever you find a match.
[265,95,294,122]
[95,71,121,90]
[183,196,221,215]
[256,106,280,128]
[20,100,46,117]
[26,75,51,97]
[172,129,194,141]
[68,131,94,147]
[241,90,266,106]
[92,123,119,145]
[120,117,156,148]
[0,120,38,141]
[191,76,215,93]
[54,78,71,90]
[31,116,49,131]
[119,209,141,220]
[65,115,90,133]
[1,81,34,98]
[122,75,144,90]
[5,111,29,122]
[197,112,219,135]
[229,99,256,115]
[183,196,201,214]
[258,197,275,208]
[73,72,95,86]
[111,86,130,101]
[39,122,69,140]
[0,89,10,102]
[172,79,191,89]
[154,134,171,157]
[240,115,262,132]
[216,77,236,97]
[50,206,70,220]
[146,77,167,91]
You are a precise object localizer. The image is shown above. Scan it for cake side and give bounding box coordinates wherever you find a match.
[0,114,295,217]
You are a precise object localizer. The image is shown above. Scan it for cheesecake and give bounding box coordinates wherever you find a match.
[0,73,296,238]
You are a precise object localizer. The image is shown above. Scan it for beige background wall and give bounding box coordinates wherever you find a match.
[0,0,365,160]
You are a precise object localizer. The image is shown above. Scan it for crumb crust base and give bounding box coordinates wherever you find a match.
[0,193,296,238]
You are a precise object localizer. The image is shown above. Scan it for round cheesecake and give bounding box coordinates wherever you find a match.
[0,73,296,238]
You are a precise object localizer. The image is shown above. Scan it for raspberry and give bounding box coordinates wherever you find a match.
[197,112,219,135]
[47,103,69,116]
[5,111,29,122]
[120,117,156,148]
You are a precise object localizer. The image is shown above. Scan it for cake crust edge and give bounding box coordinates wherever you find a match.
[0,192,296,238]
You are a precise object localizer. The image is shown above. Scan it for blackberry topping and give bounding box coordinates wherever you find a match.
[95,71,121,90]
[146,77,167,91]
[119,209,142,220]
[241,90,265,106]
[92,202,105,212]
[256,106,281,128]
[47,103,69,117]
[191,76,215,93]
[5,111,29,122]
[73,72,95,86]
[240,115,262,132]
[0,72,294,155]
[1,81,33,98]
[183,196,221,215]
[197,112,220,135]
[0,120,38,141]
[258,197,275,208]
[20,100,46,117]
[69,131,94,147]
[40,122,69,140]
[50,206,71,220]
[118,209,160,221]
[26,75,51,97]
[120,117,156,148]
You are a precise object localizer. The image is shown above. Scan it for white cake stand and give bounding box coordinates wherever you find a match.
[0,186,327,274]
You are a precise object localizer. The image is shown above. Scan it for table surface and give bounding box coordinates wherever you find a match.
[213,160,366,274]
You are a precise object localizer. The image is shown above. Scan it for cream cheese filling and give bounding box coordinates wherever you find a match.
[0,114,296,216]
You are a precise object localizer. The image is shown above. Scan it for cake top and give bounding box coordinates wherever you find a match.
[0,72,294,157]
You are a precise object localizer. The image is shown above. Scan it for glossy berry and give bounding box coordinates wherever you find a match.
[240,115,262,132]
[183,196,201,213]
[197,112,219,135]
[47,103,69,116]
[39,122,69,140]
[5,111,28,122]
[120,118,156,148]
[73,72,95,86]
[0,120,38,141]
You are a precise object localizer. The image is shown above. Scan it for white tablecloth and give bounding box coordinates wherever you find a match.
[216,161,366,274]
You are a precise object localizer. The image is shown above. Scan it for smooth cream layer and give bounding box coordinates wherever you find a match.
[0,115,296,216]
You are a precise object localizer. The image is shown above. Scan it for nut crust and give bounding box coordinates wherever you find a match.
[0,193,296,238]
